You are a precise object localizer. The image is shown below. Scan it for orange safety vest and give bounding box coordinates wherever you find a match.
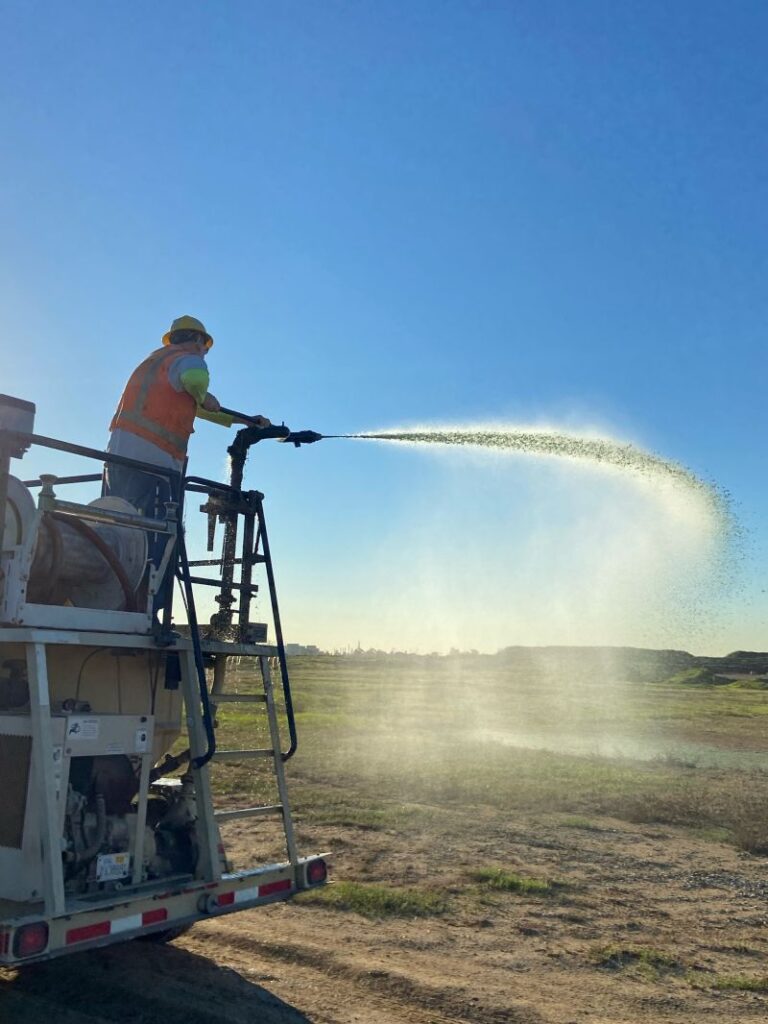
[110,346,199,461]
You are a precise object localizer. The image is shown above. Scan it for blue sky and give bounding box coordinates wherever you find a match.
[2,1,766,652]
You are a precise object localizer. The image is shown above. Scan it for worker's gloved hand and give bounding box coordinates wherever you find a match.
[232,412,271,427]
[202,393,221,413]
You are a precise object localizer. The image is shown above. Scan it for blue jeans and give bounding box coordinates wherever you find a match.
[102,464,181,616]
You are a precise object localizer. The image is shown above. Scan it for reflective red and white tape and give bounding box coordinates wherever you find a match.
[216,877,291,906]
[66,907,168,945]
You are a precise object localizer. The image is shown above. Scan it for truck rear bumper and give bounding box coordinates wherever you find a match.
[0,854,329,966]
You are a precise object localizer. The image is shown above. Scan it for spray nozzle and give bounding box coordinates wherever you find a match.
[279,430,325,448]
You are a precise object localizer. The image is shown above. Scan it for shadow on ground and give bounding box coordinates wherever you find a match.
[0,939,311,1024]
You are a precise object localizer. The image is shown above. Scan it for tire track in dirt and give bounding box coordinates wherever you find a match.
[181,920,543,1024]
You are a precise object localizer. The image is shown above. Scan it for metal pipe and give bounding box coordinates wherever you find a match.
[216,503,239,631]
[20,432,179,478]
[23,473,102,488]
[0,446,11,560]
[47,498,174,534]
[238,510,256,641]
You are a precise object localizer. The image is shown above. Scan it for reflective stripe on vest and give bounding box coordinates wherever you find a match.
[110,347,197,460]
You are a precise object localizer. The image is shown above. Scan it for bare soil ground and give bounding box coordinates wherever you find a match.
[4,807,768,1023]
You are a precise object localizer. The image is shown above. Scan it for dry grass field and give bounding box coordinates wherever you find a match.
[4,652,768,1023]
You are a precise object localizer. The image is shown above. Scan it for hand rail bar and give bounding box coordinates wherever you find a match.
[184,475,241,496]
[9,431,180,479]
[254,493,298,762]
[24,473,103,488]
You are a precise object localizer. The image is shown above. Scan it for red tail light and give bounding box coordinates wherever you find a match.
[306,858,328,886]
[13,922,49,959]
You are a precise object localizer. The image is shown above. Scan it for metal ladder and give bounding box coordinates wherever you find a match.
[210,655,298,856]
[177,641,300,882]
[173,455,301,881]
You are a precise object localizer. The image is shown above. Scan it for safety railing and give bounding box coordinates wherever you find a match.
[0,425,298,765]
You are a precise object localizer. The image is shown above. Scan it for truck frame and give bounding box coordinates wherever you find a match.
[0,395,328,965]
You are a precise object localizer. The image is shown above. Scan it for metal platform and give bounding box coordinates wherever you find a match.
[0,626,278,659]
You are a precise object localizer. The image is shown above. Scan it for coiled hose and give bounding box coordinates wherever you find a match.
[47,511,138,612]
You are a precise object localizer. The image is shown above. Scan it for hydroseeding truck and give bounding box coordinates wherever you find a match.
[0,394,328,965]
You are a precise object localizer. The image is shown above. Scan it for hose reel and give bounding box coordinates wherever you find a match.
[3,476,148,611]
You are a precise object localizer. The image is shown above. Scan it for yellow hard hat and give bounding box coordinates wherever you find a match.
[162,315,214,349]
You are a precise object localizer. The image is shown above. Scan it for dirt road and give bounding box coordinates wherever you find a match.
[3,807,768,1024]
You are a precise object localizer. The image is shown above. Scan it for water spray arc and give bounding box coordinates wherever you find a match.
[226,411,730,527]
[355,427,730,518]
[223,412,738,636]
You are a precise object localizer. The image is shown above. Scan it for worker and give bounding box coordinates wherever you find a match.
[105,314,270,508]
[104,315,271,609]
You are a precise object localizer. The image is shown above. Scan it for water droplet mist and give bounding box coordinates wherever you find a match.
[308,423,739,654]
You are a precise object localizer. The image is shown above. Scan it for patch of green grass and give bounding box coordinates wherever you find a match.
[709,943,763,956]
[651,751,699,769]
[590,944,682,977]
[470,868,557,895]
[558,815,603,832]
[297,798,408,830]
[293,710,359,728]
[708,974,768,992]
[297,881,448,918]
[299,805,394,829]
[292,785,439,830]
[664,667,722,687]
[726,678,768,691]
[685,824,732,844]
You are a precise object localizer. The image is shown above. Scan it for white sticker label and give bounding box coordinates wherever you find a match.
[135,728,149,753]
[67,718,99,741]
[96,852,131,882]
[105,742,125,755]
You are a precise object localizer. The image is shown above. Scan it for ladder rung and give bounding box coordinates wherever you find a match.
[214,804,284,821]
[187,558,243,567]
[186,575,259,593]
[213,693,267,704]
[212,748,275,761]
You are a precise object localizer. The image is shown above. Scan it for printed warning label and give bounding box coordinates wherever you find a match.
[96,852,131,882]
[67,718,99,741]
